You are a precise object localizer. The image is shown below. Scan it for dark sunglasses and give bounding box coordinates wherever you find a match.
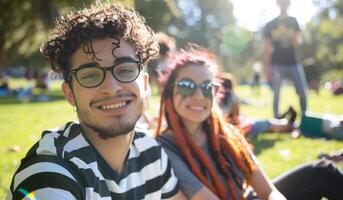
[174,78,219,99]
[68,60,141,88]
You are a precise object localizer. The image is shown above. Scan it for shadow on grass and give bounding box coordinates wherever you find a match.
[252,135,284,156]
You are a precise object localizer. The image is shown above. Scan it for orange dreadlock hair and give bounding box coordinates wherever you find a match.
[154,44,257,200]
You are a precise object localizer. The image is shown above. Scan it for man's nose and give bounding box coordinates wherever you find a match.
[99,71,122,95]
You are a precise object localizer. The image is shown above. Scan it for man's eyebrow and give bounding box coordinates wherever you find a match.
[75,57,137,69]
[77,62,99,69]
[114,56,138,63]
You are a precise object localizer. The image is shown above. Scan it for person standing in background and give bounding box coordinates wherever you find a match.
[251,61,262,93]
[263,0,308,118]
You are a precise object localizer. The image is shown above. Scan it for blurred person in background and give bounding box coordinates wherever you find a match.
[148,32,176,95]
[216,72,296,141]
[251,61,262,93]
[263,0,308,118]
[139,32,176,132]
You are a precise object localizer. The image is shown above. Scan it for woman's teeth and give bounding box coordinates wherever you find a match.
[189,106,205,111]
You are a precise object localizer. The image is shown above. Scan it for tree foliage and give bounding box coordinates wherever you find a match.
[300,0,343,81]
[0,0,130,72]
[1,0,341,82]
[135,0,235,52]
[0,0,57,67]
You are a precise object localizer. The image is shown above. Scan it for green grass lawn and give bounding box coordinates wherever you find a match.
[0,80,342,198]
[236,85,343,177]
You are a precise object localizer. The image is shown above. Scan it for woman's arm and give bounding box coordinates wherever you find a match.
[169,191,188,200]
[191,187,220,200]
[248,166,286,200]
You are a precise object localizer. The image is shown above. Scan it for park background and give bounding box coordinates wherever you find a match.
[0,0,342,199]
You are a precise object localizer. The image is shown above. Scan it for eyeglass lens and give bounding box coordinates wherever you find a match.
[74,61,139,88]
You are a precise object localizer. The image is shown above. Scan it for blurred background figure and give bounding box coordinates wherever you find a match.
[148,32,176,95]
[262,0,308,118]
[216,72,296,141]
[331,80,343,96]
[34,68,50,102]
[318,148,343,163]
[292,112,343,140]
[139,32,176,133]
[302,57,320,94]
[251,61,262,93]
[0,75,33,101]
[0,76,10,96]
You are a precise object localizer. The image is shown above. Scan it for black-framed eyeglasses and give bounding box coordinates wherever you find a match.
[68,60,141,88]
[174,78,219,99]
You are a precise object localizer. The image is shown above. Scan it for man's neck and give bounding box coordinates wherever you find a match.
[82,126,135,174]
[279,10,289,18]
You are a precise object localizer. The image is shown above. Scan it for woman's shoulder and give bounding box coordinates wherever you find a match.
[156,130,184,158]
[157,129,175,143]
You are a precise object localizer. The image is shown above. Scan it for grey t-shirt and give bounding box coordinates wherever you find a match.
[157,134,250,199]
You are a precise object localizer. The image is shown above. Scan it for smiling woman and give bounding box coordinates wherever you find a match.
[231,0,317,31]
[153,43,343,200]
[154,43,287,200]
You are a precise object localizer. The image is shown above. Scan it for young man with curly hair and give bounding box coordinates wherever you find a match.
[7,3,186,200]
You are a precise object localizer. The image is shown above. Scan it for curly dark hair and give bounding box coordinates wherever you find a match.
[41,3,159,82]
[156,32,175,56]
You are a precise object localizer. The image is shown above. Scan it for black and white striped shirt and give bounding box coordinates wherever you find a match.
[7,122,179,200]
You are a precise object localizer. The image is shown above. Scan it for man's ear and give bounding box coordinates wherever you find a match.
[143,72,149,91]
[62,82,75,106]
[143,72,151,97]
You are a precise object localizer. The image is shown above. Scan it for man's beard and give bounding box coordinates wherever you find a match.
[76,100,144,140]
